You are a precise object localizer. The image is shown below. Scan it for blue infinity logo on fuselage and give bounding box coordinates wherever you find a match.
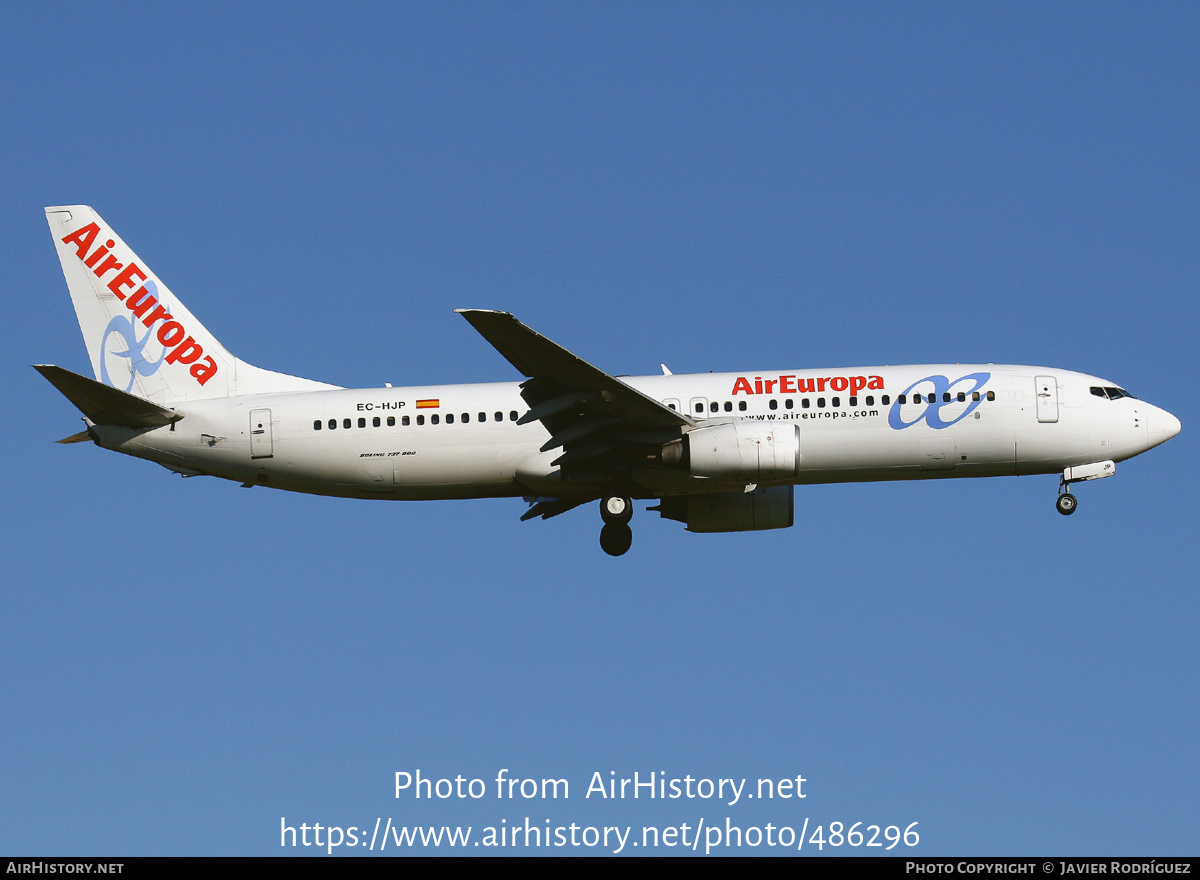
[888,372,991,430]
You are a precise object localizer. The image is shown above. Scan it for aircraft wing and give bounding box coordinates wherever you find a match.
[457,310,692,476]
[456,310,692,430]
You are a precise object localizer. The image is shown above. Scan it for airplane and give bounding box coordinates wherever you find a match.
[37,205,1181,556]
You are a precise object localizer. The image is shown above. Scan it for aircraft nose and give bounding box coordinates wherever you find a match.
[1150,407,1181,443]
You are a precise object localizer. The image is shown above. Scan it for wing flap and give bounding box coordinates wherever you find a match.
[521,496,596,521]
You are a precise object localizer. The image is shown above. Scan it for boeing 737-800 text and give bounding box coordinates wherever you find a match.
[37,206,1181,555]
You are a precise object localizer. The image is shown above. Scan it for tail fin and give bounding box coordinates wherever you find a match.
[45,206,339,403]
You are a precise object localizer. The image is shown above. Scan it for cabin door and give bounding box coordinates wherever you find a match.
[1035,376,1059,423]
[250,409,274,458]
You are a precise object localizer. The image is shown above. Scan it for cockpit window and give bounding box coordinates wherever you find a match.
[1091,386,1137,401]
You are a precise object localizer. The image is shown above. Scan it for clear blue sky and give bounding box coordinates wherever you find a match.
[2,2,1196,856]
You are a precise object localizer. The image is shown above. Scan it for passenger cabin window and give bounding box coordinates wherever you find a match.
[769,399,778,410]
[738,401,747,411]
[358,417,366,428]
[510,411,518,421]
[446,414,454,424]
[343,418,351,429]
[373,417,381,427]
[417,415,425,425]
[313,420,322,430]
[328,419,336,430]
[785,399,793,409]
[724,401,733,412]
[431,414,440,425]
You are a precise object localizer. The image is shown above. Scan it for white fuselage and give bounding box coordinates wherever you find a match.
[90,364,1179,501]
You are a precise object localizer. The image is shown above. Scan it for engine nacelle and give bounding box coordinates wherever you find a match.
[654,485,794,532]
[685,422,801,482]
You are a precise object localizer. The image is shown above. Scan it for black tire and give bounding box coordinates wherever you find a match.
[1056,493,1078,516]
[599,523,633,556]
[600,494,633,525]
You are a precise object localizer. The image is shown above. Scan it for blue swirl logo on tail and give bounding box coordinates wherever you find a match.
[99,280,168,392]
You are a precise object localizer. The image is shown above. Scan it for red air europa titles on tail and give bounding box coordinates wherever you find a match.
[60,222,218,386]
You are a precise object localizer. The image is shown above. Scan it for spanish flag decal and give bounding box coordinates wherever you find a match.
[415,399,440,409]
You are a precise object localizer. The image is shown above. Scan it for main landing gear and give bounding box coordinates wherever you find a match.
[599,494,633,556]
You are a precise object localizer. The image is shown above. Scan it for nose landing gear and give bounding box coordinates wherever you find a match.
[1060,461,1113,513]
[1055,460,1116,515]
[599,494,634,556]
[1056,473,1079,515]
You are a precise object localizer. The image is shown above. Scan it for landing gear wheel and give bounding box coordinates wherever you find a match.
[600,495,633,525]
[599,523,633,556]
[1056,492,1078,516]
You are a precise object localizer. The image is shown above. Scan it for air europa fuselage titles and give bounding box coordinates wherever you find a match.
[731,374,884,396]
[38,205,1181,555]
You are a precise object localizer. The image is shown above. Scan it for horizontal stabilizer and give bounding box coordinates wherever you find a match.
[34,364,183,428]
